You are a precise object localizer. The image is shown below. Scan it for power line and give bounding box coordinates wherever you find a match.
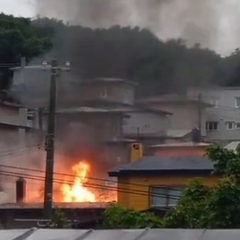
[0,169,181,201]
[0,163,183,193]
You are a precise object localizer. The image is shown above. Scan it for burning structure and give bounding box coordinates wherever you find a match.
[0,64,140,205]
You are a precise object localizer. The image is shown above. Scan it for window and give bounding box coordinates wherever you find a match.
[226,121,234,130]
[206,121,218,131]
[99,88,107,98]
[235,97,240,108]
[150,186,182,208]
[236,123,240,129]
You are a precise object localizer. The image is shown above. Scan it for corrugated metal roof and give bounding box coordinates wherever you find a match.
[1,228,240,240]
[109,156,213,176]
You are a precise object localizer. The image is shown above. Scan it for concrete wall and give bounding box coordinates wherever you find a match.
[82,84,134,105]
[123,112,169,136]
[152,145,208,157]
[142,102,206,136]
[0,106,27,126]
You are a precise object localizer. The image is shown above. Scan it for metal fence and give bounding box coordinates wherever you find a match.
[1,228,240,240]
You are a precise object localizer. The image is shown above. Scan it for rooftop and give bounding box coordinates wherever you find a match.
[224,141,240,152]
[188,86,240,91]
[109,155,214,176]
[136,94,212,106]
[166,129,192,138]
[0,121,36,130]
[2,228,240,240]
[56,106,171,115]
[82,77,138,86]
[56,107,127,114]
[0,101,23,108]
[149,142,210,148]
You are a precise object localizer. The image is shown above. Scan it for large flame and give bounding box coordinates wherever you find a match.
[61,161,96,202]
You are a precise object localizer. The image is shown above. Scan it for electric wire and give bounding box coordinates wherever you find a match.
[0,169,181,201]
[0,163,183,194]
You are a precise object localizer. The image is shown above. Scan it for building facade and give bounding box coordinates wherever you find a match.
[137,94,212,139]
[109,155,216,211]
[187,87,240,142]
[122,108,171,140]
[80,78,136,107]
[0,102,44,204]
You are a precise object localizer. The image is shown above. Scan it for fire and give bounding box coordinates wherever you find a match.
[61,161,96,202]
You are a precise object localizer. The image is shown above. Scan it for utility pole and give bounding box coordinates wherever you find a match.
[43,59,58,219]
[198,93,202,136]
[43,59,70,220]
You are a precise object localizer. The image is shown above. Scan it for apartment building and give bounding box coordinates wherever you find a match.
[188,87,240,142]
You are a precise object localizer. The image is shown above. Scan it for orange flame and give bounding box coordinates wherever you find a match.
[61,161,96,202]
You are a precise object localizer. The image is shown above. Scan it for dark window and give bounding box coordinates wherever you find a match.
[226,121,234,130]
[149,186,182,208]
[206,121,218,131]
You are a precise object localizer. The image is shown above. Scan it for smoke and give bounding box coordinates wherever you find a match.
[35,0,240,55]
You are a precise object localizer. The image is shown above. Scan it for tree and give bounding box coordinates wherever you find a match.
[31,18,226,98]
[52,208,66,228]
[0,14,52,90]
[103,203,162,229]
[163,146,240,229]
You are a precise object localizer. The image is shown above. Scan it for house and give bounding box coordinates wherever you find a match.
[187,87,240,143]
[109,155,215,211]
[136,94,212,140]
[108,141,215,211]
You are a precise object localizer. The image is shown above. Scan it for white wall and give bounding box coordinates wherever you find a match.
[143,103,206,137]
[188,88,240,141]
[123,112,169,136]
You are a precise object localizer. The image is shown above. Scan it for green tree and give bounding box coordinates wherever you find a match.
[163,146,240,229]
[103,203,162,229]
[52,208,66,228]
[0,14,52,90]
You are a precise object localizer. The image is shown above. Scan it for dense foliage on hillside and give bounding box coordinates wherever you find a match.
[2,14,240,98]
[32,18,240,97]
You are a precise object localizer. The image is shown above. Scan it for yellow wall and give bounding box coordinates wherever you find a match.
[117,174,218,211]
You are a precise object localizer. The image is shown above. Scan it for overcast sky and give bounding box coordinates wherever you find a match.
[0,0,35,17]
[1,0,240,55]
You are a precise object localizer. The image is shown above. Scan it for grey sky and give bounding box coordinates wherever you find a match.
[0,0,35,17]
